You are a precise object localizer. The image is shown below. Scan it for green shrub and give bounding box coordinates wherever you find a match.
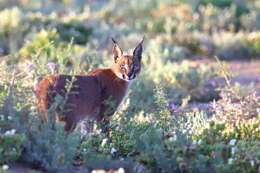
[56,21,92,45]
[0,8,22,36]
[145,38,190,62]
[18,30,59,60]
[213,60,260,123]
[172,34,201,54]
[240,10,260,31]
[216,41,252,60]
[21,113,81,172]
[80,86,207,173]
[243,32,260,57]
[0,7,24,54]
[0,7,92,55]
[25,12,92,42]
[194,120,260,173]
[0,41,83,172]
[0,133,26,164]
[0,82,80,173]
[18,29,84,61]
[78,71,259,173]
[200,0,232,7]
[128,57,218,114]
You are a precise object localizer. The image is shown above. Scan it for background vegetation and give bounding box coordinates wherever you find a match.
[0,0,259,173]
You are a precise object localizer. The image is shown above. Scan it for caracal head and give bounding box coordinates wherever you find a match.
[111,37,144,82]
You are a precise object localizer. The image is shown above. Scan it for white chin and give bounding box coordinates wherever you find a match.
[122,78,132,82]
[120,76,134,82]
[115,73,134,82]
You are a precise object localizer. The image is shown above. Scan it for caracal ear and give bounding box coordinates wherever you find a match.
[133,37,144,61]
[112,38,123,63]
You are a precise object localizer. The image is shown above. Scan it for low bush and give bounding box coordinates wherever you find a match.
[79,84,259,172]
[56,21,92,45]
[0,7,25,54]
[0,8,92,55]
[21,112,81,172]
[127,60,217,113]
[0,44,83,172]
[216,42,252,60]
[200,0,232,7]
[243,32,260,57]
[78,59,260,173]
[0,133,26,164]
[18,30,59,60]
[18,30,84,62]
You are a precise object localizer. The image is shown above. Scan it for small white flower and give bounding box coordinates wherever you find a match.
[4,130,11,136]
[10,129,16,135]
[111,147,117,155]
[4,129,16,136]
[231,147,237,155]
[169,130,176,136]
[30,106,37,111]
[96,129,102,134]
[118,167,125,173]
[0,115,4,121]
[229,139,236,146]
[168,136,177,142]
[7,116,12,120]
[101,138,108,147]
[83,148,87,152]
[250,160,255,167]
[228,158,233,164]
[192,140,197,146]
[2,164,9,170]
[198,139,202,145]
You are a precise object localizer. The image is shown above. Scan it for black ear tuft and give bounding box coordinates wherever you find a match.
[112,38,123,63]
[133,37,144,61]
[111,37,117,44]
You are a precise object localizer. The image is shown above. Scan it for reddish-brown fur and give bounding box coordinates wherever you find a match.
[36,38,144,132]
